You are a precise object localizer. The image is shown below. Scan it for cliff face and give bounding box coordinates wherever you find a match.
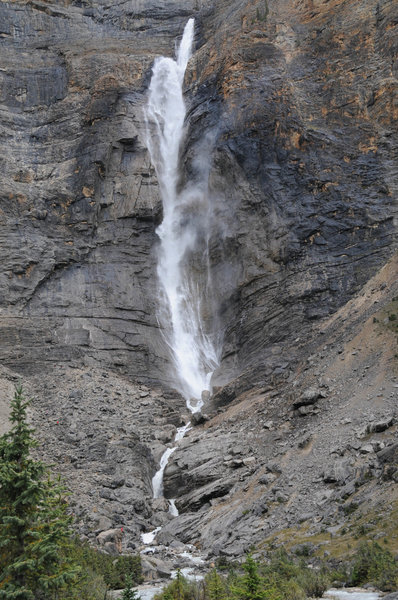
[0,0,197,388]
[1,0,398,557]
[186,0,398,386]
[1,0,397,390]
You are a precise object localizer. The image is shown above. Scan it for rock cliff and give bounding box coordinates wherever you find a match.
[0,0,397,559]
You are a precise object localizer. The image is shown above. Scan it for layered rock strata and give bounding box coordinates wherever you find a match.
[0,0,397,390]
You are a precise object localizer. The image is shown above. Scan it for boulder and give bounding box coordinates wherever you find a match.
[259,473,277,485]
[360,444,374,454]
[380,594,398,600]
[293,387,325,409]
[141,556,172,580]
[191,411,210,426]
[323,459,354,485]
[96,528,122,553]
[175,477,236,512]
[377,442,398,464]
[367,417,395,433]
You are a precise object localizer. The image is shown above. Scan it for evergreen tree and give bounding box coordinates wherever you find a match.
[232,554,280,600]
[241,554,264,600]
[205,568,227,600]
[0,384,80,599]
[122,575,141,600]
[154,569,194,600]
[173,569,185,600]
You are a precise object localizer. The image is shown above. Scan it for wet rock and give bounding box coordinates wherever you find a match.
[141,556,172,580]
[152,498,170,513]
[155,530,177,547]
[210,382,237,408]
[201,390,211,403]
[191,411,209,426]
[176,477,236,512]
[381,594,398,600]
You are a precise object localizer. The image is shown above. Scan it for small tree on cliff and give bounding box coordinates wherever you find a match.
[0,384,79,599]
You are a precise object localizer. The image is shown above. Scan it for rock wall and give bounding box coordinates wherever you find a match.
[1,0,397,394]
[0,0,197,388]
[185,0,398,386]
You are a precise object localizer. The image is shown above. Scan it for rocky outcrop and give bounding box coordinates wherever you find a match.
[16,364,186,550]
[0,253,395,558]
[158,256,398,555]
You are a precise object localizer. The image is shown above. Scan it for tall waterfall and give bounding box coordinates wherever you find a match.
[145,18,219,410]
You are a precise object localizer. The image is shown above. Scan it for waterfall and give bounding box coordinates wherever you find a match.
[152,422,191,501]
[145,18,219,410]
[142,20,220,544]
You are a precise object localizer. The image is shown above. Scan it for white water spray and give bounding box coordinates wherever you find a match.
[145,18,219,407]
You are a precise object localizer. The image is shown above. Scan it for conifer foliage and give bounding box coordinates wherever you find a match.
[0,384,79,599]
[122,575,141,600]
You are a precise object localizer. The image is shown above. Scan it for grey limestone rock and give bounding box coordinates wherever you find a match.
[141,556,173,580]
[377,443,398,464]
[367,417,395,434]
[293,387,325,409]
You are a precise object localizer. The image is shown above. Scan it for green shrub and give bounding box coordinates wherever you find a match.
[154,569,198,600]
[294,570,329,598]
[350,541,398,591]
[64,539,142,596]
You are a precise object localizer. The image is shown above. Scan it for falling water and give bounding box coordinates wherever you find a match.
[141,422,192,542]
[152,423,191,498]
[142,20,220,544]
[152,422,191,499]
[145,18,219,409]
